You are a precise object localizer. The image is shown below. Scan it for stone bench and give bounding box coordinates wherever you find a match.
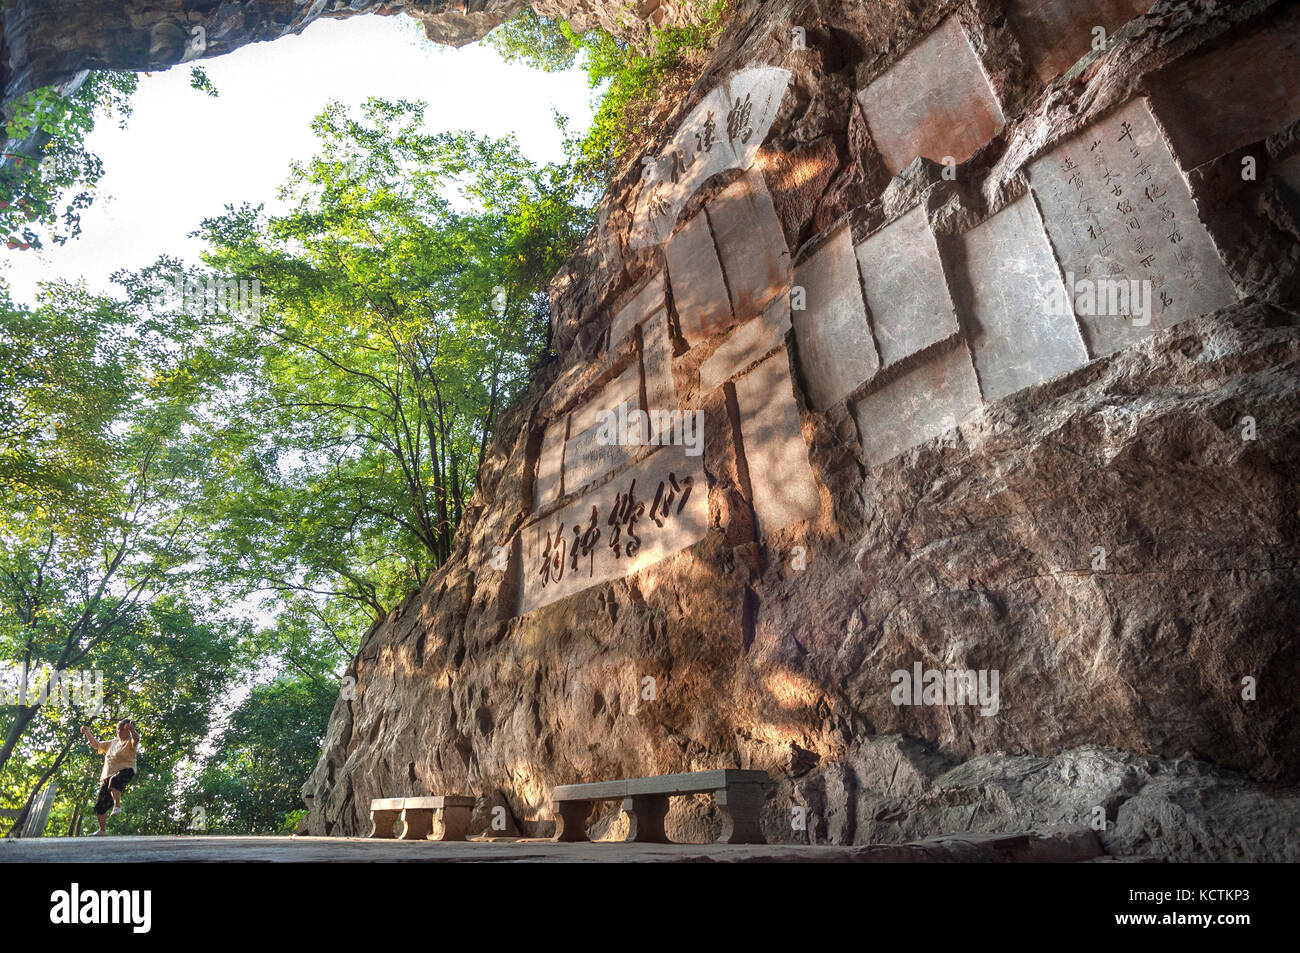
[552,769,769,844]
[368,796,475,841]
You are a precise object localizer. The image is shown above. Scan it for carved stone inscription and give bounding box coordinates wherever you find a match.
[1029,98,1238,358]
[640,309,679,444]
[855,205,959,366]
[632,66,791,248]
[564,364,639,495]
[519,447,708,615]
[733,350,820,536]
[852,345,983,469]
[705,168,791,322]
[856,17,1005,175]
[957,193,1088,403]
[791,222,878,411]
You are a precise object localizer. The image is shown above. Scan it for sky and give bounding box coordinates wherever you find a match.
[0,13,595,307]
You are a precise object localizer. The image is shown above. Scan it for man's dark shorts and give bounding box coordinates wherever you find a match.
[94,768,135,815]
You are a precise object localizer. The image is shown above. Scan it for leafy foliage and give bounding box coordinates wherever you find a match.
[195,98,589,618]
[0,72,138,251]
[488,2,732,188]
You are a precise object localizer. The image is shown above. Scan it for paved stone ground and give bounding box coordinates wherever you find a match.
[0,828,1105,862]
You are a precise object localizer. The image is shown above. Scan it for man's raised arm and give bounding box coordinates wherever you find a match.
[80,725,107,753]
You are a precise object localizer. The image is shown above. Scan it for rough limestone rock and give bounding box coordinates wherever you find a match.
[9,1,1297,860]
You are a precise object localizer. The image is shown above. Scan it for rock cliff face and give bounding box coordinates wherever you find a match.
[302,0,1300,859]
[0,0,677,101]
[7,0,1298,859]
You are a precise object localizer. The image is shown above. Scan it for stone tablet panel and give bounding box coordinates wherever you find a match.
[856,16,1006,176]
[791,222,879,411]
[570,364,639,437]
[665,211,734,346]
[699,296,791,393]
[1029,97,1238,358]
[565,364,640,494]
[852,345,983,468]
[564,424,634,497]
[640,309,679,444]
[609,271,666,351]
[1147,16,1300,171]
[631,66,791,248]
[855,205,960,366]
[1005,0,1152,84]
[705,168,791,322]
[957,193,1088,403]
[518,446,708,615]
[733,350,820,536]
[533,416,568,511]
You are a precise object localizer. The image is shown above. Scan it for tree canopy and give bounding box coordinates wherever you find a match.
[0,6,729,836]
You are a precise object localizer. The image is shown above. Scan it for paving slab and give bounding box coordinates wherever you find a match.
[665,209,734,346]
[0,828,1102,863]
[699,295,791,393]
[533,416,568,510]
[955,193,1088,402]
[609,271,666,351]
[852,344,983,468]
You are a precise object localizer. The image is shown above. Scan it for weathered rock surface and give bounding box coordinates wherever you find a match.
[0,0,684,102]
[297,0,1300,861]
[8,1,1298,861]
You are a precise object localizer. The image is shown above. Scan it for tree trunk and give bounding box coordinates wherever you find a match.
[0,703,40,776]
[4,723,76,837]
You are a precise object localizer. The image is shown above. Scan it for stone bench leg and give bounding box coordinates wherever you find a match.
[368,808,402,839]
[715,784,766,845]
[397,808,434,841]
[552,801,590,842]
[428,804,471,842]
[622,795,670,843]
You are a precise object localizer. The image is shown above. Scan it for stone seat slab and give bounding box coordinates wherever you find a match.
[552,770,769,845]
[553,769,768,802]
[402,796,475,809]
[368,795,475,842]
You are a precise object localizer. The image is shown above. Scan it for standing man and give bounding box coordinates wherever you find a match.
[81,719,139,836]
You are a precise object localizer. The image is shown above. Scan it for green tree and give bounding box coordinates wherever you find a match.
[0,277,240,781]
[184,674,338,834]
[488,3,732,189]
[195,98,590,619]
[1,72,138,251]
